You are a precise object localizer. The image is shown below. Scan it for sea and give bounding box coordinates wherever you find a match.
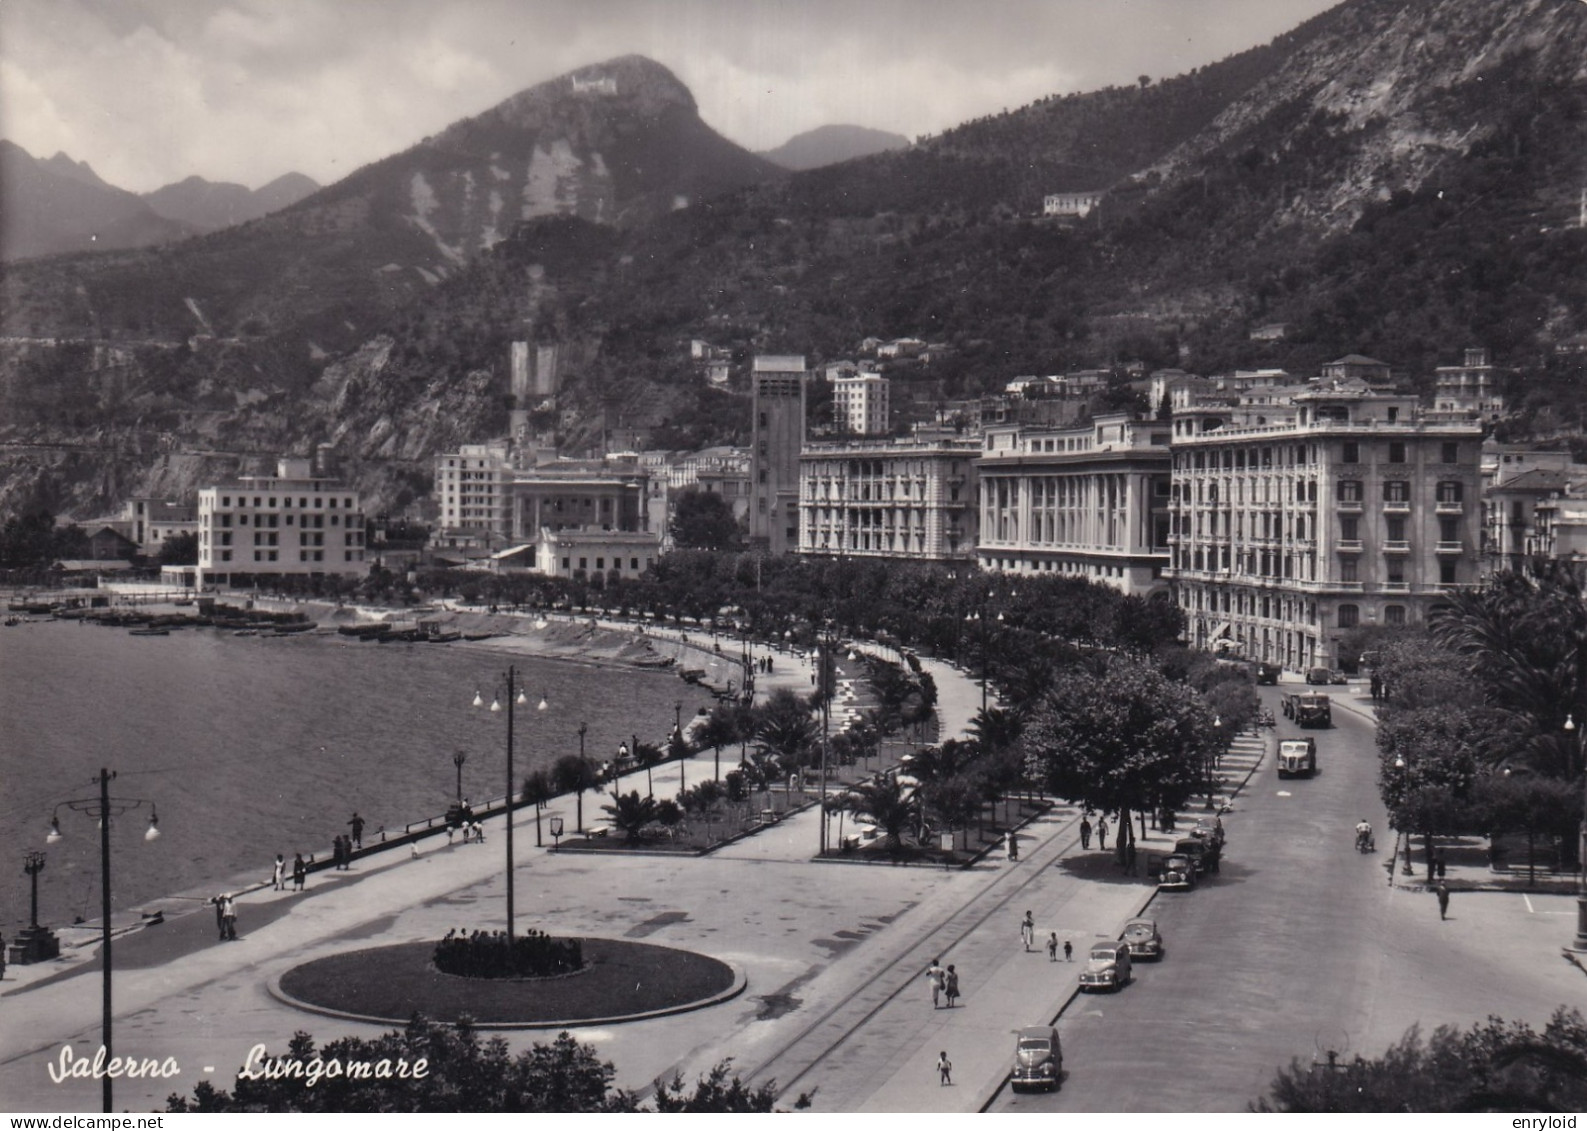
[0,617,716,932]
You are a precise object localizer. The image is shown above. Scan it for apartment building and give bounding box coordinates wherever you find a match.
[799,435,980,561]
[433,445,649,550]
[975,413,1172,596]
[832,372,891,436]
[750,355,807,554]
[1166,381,1483,672]
[434,441,514,547]
[196,457,366,587]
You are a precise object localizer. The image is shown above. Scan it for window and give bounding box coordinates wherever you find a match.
[1440,560,1457,584]
[1386,560,1405,584]
[1386,517,1406,541]
[1342,442,1359,464]
[1382,481,1409,502]
[1337,480,1363,502]
[1340,558,1358,582]
[1436,481,1464,503]
[1388,442,1406,464]
[1440,517,1459,542]
[1340,516,1359,540]
[1385,605,1406,626]
[1442,442,1459,464]
[1338,604,1360,628]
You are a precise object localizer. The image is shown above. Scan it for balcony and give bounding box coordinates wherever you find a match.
[1336,501,1364,514]
[1381,500,1411,514]
[1434,541,1464,555]
[1335,539,1362,553]
[1381,540,1410,554]
[1381,581,1410,592]
[1435,501,1464,515]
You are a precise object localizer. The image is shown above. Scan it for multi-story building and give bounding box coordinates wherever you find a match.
[433,445,649,551]
[534,528,662,581]
[196,457,366,588]
[1166,380,1483,672]
[434,441,513,548]
[1434,347,1505,421]
[122,498,198,556]
[798,435,979,561]
[750,355,807,554]
[832,372,891,435]
[975,413,1172,595]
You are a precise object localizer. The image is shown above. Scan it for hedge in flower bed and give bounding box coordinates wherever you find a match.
[433,928,582,979]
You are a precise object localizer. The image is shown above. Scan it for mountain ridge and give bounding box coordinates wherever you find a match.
[758,124,911,170]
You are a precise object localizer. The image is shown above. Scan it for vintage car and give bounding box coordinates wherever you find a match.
[1122,918,1163,960]
[1157,853,1196,891]
[1189,817,1226,850]
[1175,835,1220,875]
[1009,1025,1063,1092]
[1255,662,1282,685]
[1277,737,1318,778]
[1078,939,1133,991]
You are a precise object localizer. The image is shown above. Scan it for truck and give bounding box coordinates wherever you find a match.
[1277,737,1317,778]
[1282,691,1332,728]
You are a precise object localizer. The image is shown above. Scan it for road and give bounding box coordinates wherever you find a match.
[994,687,1396,1111]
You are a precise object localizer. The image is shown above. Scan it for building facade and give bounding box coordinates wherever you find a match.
[1166,383,1483,672]
[975,413,1172,595]
[832,372,891,435]
[798,436,980,561]
[750,355,807,554]
[434,441,513,548]
[197,458,367,588]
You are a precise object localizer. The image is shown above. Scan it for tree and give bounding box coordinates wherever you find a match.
[844,775,920,850]
[754,688,819,770]
[602,790,657,844]
[521,769,555,848]
[157,531,199,566]
[1021,654,1212,855]
[551,754,600,834]
[695,705,738,782]
[670,490,743,551]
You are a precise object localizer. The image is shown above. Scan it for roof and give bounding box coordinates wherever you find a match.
[1491,469,1574,493]
[1328,354,1390,366]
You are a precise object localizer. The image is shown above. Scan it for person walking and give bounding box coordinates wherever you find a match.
[1096,816,1109,851]
[292,852,306,892]
[221,893,238,941]
[0,933,6,981]
[1020,910,1035,952]
[213,893,226,940]
[1079,815,1092,849]
[1063,939,1073,962]
[1006,829,1019,861]
[271,854,285,892]
[348,812,365,851]
[927,958,946,1009]
[1046,932,1058,962]
[937,1051,953,1086]
[944,964,960,1008]
[1436,881,1450,920]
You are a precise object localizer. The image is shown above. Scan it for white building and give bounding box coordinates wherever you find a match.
[799,436,980,561]
[1043,192,1103,218]
[833,372,891,436]
[196,458,366,588]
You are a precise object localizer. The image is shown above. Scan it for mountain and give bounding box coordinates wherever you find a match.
[3,1,1587,521]
[758,125,911,170]
[0,55,785,363]
[142,172,320,232]
[0,141,194,261]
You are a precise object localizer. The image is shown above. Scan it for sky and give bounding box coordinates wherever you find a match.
[0,0,1341,194]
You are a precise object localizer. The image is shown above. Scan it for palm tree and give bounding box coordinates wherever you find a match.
[520,769,555,848]
[696,705,739,782]
[632,740,663,799]
[969,706,1024,755]
[845,775,921,851]
[552,754,600,833]
[603,790,657,844]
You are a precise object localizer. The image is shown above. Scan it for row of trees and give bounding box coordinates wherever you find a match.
[1373,563,1585,874]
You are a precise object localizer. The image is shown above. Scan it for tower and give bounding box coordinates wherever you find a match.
[750,355,807,553]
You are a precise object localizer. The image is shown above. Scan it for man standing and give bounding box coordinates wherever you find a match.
[348,812,365,851]
[1046,932,1058,962]
[1020,910,1035,952]
[1096,816,1109,851]
[1436,882,1450,920]
[292,853,306,892]
[1006,830,1019,861]
[927,958,946,1009]
[1079,815,1092,849]
[271,854,285,892]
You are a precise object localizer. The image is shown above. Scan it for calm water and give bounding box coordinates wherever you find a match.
[0,619,714,931]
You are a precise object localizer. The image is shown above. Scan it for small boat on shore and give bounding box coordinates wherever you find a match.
[129,627,170,637]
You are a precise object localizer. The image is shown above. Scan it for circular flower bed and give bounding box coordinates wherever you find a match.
[273,937,740,1028]
[432,928,582,979]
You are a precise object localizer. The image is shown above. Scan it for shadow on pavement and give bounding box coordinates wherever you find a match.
[1050,852,1155,887]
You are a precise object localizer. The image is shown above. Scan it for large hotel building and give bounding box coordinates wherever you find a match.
[196,457,366,588]
[1165,379,1483,672]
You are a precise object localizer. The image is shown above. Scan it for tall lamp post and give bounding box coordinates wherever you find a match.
[23,851,46,934]
[1567,714,1587,952]
[674,700,686,792]
[47,769,161,1113]
[1394,755,1415,875]
[1206,717,1221,809]
[452,749,467,806]
[473,668,545,942]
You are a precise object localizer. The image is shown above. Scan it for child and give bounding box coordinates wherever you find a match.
[937,1051,952,1086]
[1047,932,1058,961]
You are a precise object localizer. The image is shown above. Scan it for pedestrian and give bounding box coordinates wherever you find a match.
[0,932,6,981]
[1063,939,1073,962]
[1370,673,1382,701]
[213,893,226,940]
[1096,816,1109,851]
[348,812,365,851]
[271,854,285,891]
[1434,848,1447,880]
[1079,815,1092,849]
[1007,830,1019,861]
[1436,881,1450,920]
[1046,932,1058,962]
[1020,910,1035,951]
[944,965,960,1008]
[292,853,306,892]
[927,957,945,1009]
[937,1051,953,1086]
[221,893,237,941]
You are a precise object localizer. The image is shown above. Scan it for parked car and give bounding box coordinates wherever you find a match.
[1079,939,1133,991]
[1189,817,1226,850]
[1255,662,1282,685]
[1009,1025,1063,1092]
[1122,918,1163,960]
[1157,853,1196,891]
[1175,835,1220,875]
[1305,666,1337,685]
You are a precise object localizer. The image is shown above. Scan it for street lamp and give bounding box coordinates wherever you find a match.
[675,700,686,792]
[452,749,467,806]
[550,815,564,852]
[1206,716,1221,809]
[1393,755,1414,875]
[46,769,161,1113]
[1566,714,1587,952]
[577,722,589,833]
[473,668,545,941]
